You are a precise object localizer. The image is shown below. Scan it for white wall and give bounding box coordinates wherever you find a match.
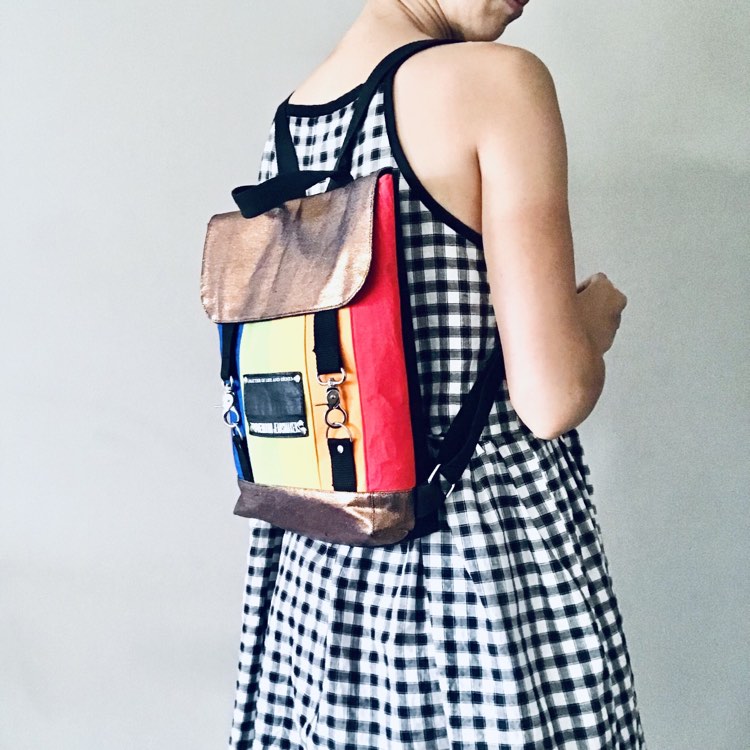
[1,2,747,748]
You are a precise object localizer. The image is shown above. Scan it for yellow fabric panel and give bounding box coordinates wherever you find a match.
[238,316,319,489]
[306,307,367,492]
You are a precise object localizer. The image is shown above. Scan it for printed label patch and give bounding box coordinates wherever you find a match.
[242,371,308,438]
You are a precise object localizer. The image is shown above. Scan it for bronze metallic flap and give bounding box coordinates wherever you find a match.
[201,169,388,324]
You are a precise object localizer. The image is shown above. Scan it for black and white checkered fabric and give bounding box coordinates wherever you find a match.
[227,74,647,749]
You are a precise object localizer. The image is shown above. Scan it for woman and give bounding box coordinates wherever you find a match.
[228,1,645,748]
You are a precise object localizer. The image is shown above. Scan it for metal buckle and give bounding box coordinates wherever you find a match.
[326,423,353,441]
[428,462,456,497]
[324,404,348,427]
[316,368,346,386]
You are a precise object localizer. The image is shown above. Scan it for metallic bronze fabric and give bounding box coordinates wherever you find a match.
[234,477,415,546]
[201,169,387,323]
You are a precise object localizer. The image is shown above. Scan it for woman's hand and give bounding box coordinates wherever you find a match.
[576,272,628,355]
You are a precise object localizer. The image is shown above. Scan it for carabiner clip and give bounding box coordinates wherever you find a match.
[222,379,241,429]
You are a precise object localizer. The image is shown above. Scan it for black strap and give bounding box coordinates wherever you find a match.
[435,342,505,485]
[231,169,352,219]
[313,308,342,375]
[328,437,357,491]
[402,341,505,539]
[220,322,239,383]
[323,38,461,184]
[232,431,254,482]
[232,38,462,216]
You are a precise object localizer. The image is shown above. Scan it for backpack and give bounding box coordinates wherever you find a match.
[200,38,505,547]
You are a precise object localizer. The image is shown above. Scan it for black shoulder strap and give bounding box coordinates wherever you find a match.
[275,37,462,177]
[232,38,461,217]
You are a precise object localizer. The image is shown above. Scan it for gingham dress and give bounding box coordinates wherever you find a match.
[228,69,647,750]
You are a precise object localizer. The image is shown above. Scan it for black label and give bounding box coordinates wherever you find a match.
[242,371,308,438]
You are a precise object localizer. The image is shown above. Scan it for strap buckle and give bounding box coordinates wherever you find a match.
[428,462,456,498]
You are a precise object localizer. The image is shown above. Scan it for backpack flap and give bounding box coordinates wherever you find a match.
[200,168,388,324]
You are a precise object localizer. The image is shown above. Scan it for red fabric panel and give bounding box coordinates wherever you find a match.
[349,172,416,491]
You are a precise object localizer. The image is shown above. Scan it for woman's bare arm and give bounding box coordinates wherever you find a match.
[468,44,605,440]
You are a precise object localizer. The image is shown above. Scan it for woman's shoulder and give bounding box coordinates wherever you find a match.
[381,40,564,245]
[399,40,559,131]
[409,39,554,90]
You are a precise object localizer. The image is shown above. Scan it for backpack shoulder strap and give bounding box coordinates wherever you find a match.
[273,38,463,179]
[232,38,462,216]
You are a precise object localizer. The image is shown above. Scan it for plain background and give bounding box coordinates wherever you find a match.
[1,2,748,748]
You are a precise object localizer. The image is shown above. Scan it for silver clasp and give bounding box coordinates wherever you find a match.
[316,368,352,438]
[222,378,241,430]
[428,462,456,497]
[316,368,346,386]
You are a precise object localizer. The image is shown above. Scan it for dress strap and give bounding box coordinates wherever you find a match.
[273,37,462,180]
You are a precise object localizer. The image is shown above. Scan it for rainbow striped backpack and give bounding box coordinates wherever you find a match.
[200,39,504,547]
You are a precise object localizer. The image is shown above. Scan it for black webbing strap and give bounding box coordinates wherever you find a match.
[436,343,505,484]
[404,342,505,537]
[232,431,254,482]
[231,168,352,219]
[282,37,460,180]
[405,344,503,540]
[231,38,461,216]
[324,37,461,185]
[220,322,239,383]
[328,437,357,491]
[312,309,342,375]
